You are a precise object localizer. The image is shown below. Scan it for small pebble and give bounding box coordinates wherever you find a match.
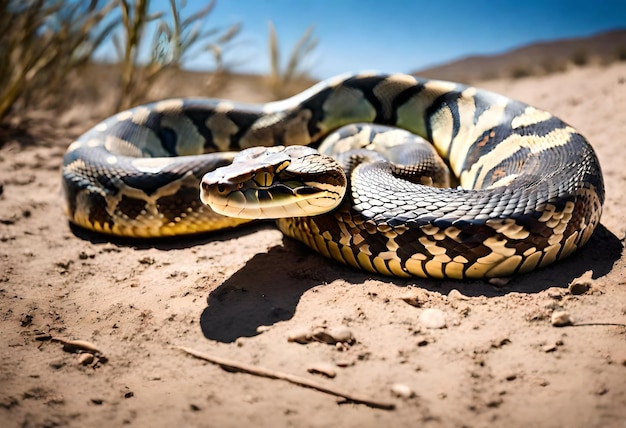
[400,289,429,307]
[568,272,592,295]
[415,335,431,347]
[551,310,572,327]
[391,383,415,399]
[307,363,336,378]
[486,396,503,408]
[543,344,558,353]
[488,277,511,287]
[287,328,312,344]
[326,326,354,344]
[311,328,336,344]
[335,342,349,352]
[288,326,354,345]
[491,337,511,349]
[49,360,66,370]
[547,289,565,300]
[334,359,354,367]
[568,282,590,295]
[20,314,33,327]
[447,289,469,302]
[419,308,447,329]
[138,256,155,265]
[77,353,95,366]
[312,326,354,345]
[78,251,95,260]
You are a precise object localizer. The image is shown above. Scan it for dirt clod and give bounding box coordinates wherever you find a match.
[551,310,572,327]
[419,308,447,329]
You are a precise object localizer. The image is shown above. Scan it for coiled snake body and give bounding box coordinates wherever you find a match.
[62,72,604,279]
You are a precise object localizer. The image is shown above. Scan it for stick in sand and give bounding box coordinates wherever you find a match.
[178,346,395,410]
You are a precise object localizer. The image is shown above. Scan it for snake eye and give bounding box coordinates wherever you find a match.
[217,184,225,193]
[274,160,290,174]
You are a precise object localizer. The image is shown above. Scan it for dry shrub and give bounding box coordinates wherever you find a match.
[267,21,318,99]
[571,48,589,66]
[0,0,117,122]
[616,46,626,62]
[541,58,568,75]
[114,0,241,110]
[510,64,534,79]
[0,0,242,124]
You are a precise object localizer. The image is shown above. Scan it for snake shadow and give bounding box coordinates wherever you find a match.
[200,223,622,343]
[410,223,623,297]
[199,240,349,343]
[544,223,622,280]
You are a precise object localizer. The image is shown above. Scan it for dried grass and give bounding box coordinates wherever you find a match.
[267,21,318,99]
[0,0,242,124]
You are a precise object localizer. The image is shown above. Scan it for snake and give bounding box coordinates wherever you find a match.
[62,72,604,279]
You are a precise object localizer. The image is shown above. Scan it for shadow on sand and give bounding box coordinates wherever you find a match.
[200,223,623,343]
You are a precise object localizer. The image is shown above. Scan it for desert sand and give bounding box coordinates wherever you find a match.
[1,63,625,428]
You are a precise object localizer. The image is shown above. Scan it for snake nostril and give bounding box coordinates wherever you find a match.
[201,179,231,195]
[201,181,210,193]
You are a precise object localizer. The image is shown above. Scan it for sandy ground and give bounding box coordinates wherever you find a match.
[1,63,625,428]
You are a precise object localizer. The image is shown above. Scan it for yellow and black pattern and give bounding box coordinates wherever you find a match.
[62,72,604,278]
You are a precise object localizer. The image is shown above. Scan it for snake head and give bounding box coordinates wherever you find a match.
[200,145,347,219]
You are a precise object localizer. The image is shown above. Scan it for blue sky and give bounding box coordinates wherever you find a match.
[100,0,626,79]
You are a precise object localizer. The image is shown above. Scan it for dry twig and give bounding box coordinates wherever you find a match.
[50,337,103,355]
[178,346,395,410]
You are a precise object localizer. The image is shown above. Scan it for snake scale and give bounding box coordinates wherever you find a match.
[62,72,604,279]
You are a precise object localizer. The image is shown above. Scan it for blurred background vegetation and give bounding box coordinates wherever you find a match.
[1,0,624,129]
[0,0,319,127]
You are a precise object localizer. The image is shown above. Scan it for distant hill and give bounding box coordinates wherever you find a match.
[412,29,626,83]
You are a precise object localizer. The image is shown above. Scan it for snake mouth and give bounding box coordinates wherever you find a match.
[200,146,346,219]
[201,171,341,219]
